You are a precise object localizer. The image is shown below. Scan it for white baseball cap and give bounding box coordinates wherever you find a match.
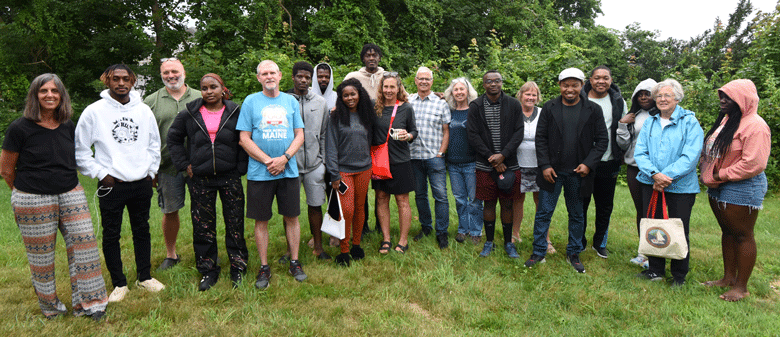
[558,68,585,82]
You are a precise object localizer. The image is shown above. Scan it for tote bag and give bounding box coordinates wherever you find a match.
[370,101,398,180]
[321,189,346,240]
[638,190,688,260]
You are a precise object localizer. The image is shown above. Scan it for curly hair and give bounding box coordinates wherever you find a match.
[332,78,373,140]
[374,75,407,116]
[100,64,137,87]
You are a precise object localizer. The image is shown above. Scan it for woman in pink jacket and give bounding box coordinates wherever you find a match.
[700,79,771,302]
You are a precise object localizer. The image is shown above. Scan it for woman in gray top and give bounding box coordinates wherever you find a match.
[325,79,374,266]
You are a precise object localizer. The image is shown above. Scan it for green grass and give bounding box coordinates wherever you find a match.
[1,174,779,336]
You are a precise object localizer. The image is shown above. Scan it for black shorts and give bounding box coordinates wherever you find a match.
[246,178,301,221]
[372,161,415,195]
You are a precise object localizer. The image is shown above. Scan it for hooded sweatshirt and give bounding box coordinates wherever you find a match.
[344,66,385,101]
[75,90,161,181]
[616,78,658,166]
[700,79,771,188]
[311,63,336,110]
[286,89,329,174]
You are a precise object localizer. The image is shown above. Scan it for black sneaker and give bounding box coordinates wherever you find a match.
[350,245,365,260]
[230,270,244,288]
[524,254,546,267]
[567,254,586,273]
[592,246,609,259]
[413,228,431,241]
[198,273,219,291]
[255,265,271,289]
[289,260,307,282]
[335,252,351,267]
[637,270,663,281]
[157,254,181,271]
[436,233,449,249]
[670,277,686,287]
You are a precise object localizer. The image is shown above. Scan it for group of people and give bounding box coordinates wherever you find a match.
[1,44,771,321]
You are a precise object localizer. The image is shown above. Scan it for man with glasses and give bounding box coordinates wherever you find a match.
[409,66,451,248]
[144,57,202,271]
[466,70,524,258]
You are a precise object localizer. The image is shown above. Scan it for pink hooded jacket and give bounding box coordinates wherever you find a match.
[700,79,771,188]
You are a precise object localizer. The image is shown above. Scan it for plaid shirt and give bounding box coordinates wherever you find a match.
[409,93,451,160]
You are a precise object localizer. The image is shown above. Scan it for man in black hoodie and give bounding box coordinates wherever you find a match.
[580,65,628,259]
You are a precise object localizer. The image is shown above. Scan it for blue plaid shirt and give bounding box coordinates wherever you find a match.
[409,93,451,160]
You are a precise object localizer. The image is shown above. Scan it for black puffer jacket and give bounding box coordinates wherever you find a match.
[167,98,248,176]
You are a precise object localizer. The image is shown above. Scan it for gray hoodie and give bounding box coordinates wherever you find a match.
[616,78,658,166]
[311,63,336,110]
[289,90,329,174]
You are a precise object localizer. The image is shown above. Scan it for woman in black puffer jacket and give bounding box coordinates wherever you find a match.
[168,73,249,291]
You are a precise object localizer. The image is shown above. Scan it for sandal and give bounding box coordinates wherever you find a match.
[378,241,392,254]
[394,244,408,254]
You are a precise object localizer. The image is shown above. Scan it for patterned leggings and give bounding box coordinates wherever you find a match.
[339,169,372,253]
[11,185,108,317]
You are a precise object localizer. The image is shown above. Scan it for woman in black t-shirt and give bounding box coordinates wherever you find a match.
[0,74,108,321]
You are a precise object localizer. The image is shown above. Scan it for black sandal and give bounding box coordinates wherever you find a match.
[378,241,392,254]
[394,244,408,254]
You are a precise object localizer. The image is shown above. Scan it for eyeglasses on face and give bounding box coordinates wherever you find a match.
[655,93,676,100]
[484,79,503,85]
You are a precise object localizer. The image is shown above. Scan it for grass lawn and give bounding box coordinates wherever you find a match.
[1,174,779,336]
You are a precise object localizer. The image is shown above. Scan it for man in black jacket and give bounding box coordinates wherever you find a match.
[524,68,608,274]
[580,65,628,259]
[466,70,524,259]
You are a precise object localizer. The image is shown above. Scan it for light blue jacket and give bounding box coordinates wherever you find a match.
[634,104,703,194]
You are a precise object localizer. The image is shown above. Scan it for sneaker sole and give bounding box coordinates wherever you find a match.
[592,246,608,259]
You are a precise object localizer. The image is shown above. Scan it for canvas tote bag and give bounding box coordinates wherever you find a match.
[638,190,688,260]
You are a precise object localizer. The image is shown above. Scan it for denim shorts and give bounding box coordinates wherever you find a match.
[518,167,539,193]
[157,171,187,213]
[707,172,767,209]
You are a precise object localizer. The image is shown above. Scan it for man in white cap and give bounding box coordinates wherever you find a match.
[524,67,608,274]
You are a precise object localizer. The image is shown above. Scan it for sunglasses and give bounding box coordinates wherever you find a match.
[383,71,399,78]
[161,57,179,63]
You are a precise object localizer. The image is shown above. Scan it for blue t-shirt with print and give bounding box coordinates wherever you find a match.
[236,91,304,181]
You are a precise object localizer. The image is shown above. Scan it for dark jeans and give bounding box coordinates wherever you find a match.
[189,174,248,276]
[626,165,643,235]
[582,160,620,249]
[641,184,696,281]
[98,179,153,287]
[533,172,585,256]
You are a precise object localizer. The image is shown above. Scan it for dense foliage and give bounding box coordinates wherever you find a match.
[1,0,779,188]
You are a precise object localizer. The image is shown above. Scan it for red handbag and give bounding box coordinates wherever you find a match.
[370,101,398,180]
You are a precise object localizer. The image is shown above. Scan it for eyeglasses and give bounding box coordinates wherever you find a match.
[416,77,432,82]
[161,57,179,63]
[656,93,676,100]
[484,79,503,85]
[383,71,399,78]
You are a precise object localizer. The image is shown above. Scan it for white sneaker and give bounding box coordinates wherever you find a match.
[136,278,165,292]
[629,255,648,266]
[108,286,129,302]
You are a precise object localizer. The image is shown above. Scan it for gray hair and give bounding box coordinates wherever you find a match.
[416,66,433,78]
[257,60,280,75]
[23,73,72,123]
[443,77,478,109]
[516,81,542,104]
[652,78,684,102]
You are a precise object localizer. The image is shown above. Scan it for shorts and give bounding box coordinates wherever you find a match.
[707,172,767,209]
[157,171,187,213]
[372,161,415,195]
[298,164,326,207]
[475,169,521,201]
[246,178,301,221]
[518,167,540,193]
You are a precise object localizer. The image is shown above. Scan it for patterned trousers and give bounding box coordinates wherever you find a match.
[11,185,108,317]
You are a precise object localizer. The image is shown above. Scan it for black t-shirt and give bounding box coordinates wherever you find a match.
[373,102,418,164]
[561,101,581,172]
[2,117,79,194]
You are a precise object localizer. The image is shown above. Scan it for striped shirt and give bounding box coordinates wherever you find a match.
[476,96,505,171]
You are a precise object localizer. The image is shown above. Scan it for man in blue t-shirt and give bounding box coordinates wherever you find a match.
[237,60,307,289]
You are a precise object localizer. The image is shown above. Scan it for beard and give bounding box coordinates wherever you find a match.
[319,82,328,93]
[162,74,186,91]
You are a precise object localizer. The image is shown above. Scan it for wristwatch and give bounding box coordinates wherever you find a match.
[284,153,292,161]
[437,152,444,157]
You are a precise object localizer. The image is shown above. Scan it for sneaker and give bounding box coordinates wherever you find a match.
[335,252,352,267]
[524,254,546,268]
[470,235,482,245]
[671,278,686,287]
[504,242,520,258]
[567,254,586,273]
[592,246,609,259]
[230,270,244,288]
[198,273,219,291]
[255,265,271,289]
[637,270,663,281]
[629,255,647,266]
[136,278,166,292]
[89,310,106,322]
[642,260,649,269]
[455,233,466,243]
[108,286,129,303]
[413,229,431,241]
[437,233,449,249]
[479,241,494,257]
[157,254,181,271]
[289,260,307,282]
[350,245,365,260]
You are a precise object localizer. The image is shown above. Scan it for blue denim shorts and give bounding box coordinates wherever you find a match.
[707,172,767,209]
[157,171,187,213]
[518,167,539,193]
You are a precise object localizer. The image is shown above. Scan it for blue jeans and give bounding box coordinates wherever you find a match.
[448,161,483,237]
[412,157,449,235]
[532,172,585,256]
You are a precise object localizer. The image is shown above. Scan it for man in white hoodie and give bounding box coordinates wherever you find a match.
[75,64,165,303]
[311,63,336,110]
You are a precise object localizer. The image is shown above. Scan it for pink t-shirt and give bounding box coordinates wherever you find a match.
[200,105,225,143]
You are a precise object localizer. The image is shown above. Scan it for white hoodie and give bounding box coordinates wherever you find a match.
[75,89,161,181]
[311,63,336,110]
